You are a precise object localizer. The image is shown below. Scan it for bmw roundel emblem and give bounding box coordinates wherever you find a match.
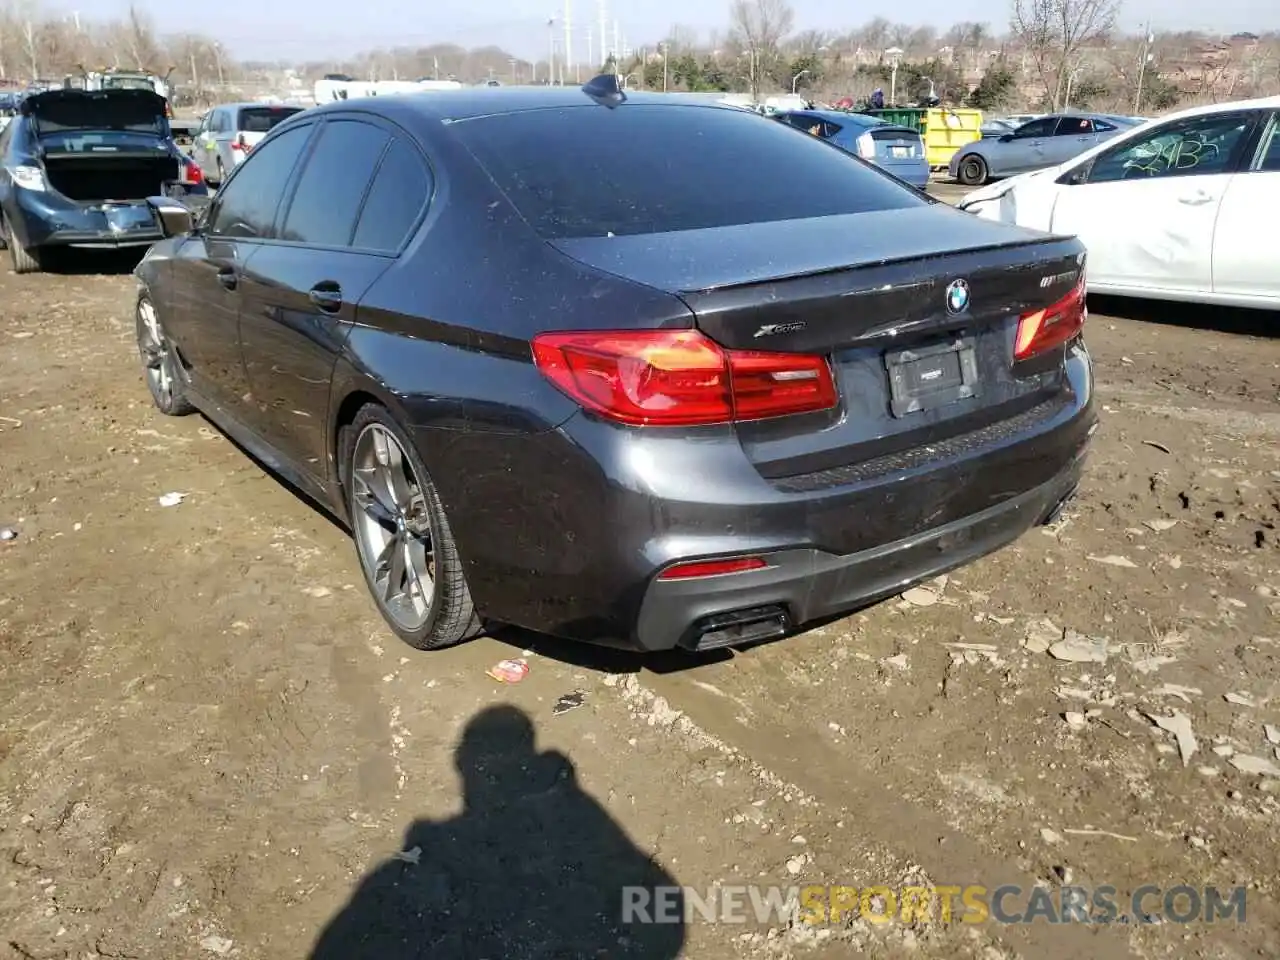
[945,279,970,315]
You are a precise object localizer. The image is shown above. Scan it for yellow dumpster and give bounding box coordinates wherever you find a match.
[923,108,983,170]
[861,108,984,170]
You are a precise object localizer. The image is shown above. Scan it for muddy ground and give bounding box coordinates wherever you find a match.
[1,225,1278,960]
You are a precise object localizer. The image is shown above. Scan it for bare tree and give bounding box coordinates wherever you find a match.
[1011,0,1120,110]
[727,0,794,97]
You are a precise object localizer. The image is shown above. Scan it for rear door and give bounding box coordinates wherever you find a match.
[1211,110,1280,302]
[237,116,430,476]
[1046,116,1098,165]
[1049,109,1257,292]
[164,121,314,411]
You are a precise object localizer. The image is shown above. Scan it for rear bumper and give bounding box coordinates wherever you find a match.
[635,461,1083,651]
[421,342,1095,653]
[7,193,164,249]
[879,160,930,188]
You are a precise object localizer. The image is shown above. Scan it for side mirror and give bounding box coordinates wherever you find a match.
[1058,160,1092,186]
[998,134,1014,143]
[146,195,195,237]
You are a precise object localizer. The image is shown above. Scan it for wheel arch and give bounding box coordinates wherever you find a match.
[327,370,417,499]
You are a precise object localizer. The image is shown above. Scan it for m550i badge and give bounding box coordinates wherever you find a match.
[753,321,807,338]
[1039,270,1078,288]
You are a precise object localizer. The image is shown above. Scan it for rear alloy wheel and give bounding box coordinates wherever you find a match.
[346,405,481,650]
[957,154,989,187]
[136,296,195,416]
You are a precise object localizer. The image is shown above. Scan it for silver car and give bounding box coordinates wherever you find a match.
[190,102,305,185]
[949,113,1141,186]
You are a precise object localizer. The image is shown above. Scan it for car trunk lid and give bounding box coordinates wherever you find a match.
[550,205,1086,482]
[864,124,924,163]
[21,88,168,137]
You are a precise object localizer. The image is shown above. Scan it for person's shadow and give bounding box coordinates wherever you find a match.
[310,705,686,959]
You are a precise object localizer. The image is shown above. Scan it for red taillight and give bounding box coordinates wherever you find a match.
[1014,276,1087,361]
[180,160,204,185]
[657,557,768,580]
[530,329,837,426]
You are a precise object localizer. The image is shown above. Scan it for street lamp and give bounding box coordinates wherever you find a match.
[884,46,903,105]
[791,69,809,94]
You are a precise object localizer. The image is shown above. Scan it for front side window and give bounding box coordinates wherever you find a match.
[1086,113,1254,184]
[208,124,311,238]
[1014,117,1057,138]
[1254,114,1280,172]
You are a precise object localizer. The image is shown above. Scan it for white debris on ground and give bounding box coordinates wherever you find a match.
[1145,710,1199,766]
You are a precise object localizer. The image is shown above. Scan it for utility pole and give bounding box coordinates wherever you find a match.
[586,27,594,75]
[661,42,668,92]
[598,0,608,69]
[547,18,556,85]
[564,0,574,83]
[613,20,620,68]
[1134,24,1154,112]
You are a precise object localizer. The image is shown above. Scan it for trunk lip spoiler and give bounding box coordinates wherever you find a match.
[673,235,1077,296]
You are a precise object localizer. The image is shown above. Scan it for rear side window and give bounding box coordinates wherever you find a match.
[238,107,302,133]
[452,103,924,239]
[280,119,389,246]
[1054,117,1093,135]
[209,124,311,239]
[352,138,432,252]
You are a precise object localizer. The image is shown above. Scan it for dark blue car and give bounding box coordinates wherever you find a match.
[0,87,207,273]
[775,109,930,188]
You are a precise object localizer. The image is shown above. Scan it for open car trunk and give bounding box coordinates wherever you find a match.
[42,153,180,202]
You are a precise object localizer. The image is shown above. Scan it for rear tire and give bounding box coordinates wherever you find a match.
[957,154,989,187]
[3,217,42,274]
[343,403,483,651]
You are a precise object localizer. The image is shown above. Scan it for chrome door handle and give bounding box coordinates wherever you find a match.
[1178,191,1213,205]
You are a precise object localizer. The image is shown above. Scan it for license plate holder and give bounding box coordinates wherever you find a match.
[884,334,980,418]
[890,145,911,158]
[101,203,157,234]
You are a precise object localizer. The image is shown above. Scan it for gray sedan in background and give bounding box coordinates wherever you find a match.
[949,112,1141,185]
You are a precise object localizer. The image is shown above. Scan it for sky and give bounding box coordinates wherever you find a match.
[61,0,1269,63]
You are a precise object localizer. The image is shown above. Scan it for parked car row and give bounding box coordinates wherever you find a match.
[959,95,1280,309]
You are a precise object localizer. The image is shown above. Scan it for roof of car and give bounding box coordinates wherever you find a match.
[306,85,756,123]
[782,108,880,126]
[215,101,307,111]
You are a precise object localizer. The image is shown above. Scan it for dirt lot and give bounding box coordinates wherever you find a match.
[1,237,1278,960]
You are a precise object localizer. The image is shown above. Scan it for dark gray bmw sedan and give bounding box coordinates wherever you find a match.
[132,76,1095,654]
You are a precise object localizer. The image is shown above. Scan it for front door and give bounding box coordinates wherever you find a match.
[1050,110,1257,293]
[164,121,315,412]
[1211,111,1280,302]
[238,118,431,477]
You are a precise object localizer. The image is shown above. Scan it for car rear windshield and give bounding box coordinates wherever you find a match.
[238,107,303,133]
[36,130,166,152]
[452,103,927,239]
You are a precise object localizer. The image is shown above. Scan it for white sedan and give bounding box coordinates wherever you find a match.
[958,96,1280,310]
